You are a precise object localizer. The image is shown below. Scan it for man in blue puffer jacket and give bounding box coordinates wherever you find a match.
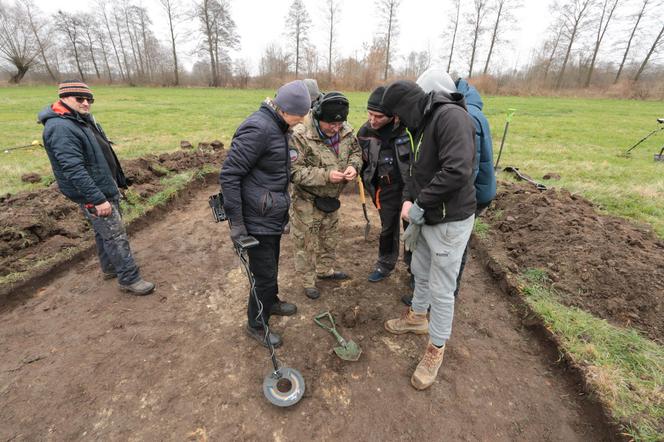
[220,80,310,348]
[398,69,496,304]
[39,80,154,296]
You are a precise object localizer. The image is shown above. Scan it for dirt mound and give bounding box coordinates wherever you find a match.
[484,181,664,342]
[1,149,224,280]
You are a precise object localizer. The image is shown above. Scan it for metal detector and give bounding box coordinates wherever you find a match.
[622,118,664,160]
[209,193,305,407]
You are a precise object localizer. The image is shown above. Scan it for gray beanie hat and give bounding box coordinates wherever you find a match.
[274,80,311,116]
[416,68,456,94]
[303,78,322,104]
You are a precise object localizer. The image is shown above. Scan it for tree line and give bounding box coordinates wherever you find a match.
[0,0,662,97]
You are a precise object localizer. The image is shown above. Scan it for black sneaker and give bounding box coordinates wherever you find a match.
[318,271,349,281]
[304,287,320,299]
[368,269,389,282]
[270,301,297,316]
[246,325,282,348]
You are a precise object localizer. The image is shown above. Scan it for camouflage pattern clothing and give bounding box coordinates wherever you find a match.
[289,118,362,288]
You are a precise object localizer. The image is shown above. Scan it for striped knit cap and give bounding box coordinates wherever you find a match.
[58,80,93,99]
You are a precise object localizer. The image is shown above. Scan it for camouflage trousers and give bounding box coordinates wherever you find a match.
[290,196,339,288]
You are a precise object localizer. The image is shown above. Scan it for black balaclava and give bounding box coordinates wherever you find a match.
[381,80,427,129]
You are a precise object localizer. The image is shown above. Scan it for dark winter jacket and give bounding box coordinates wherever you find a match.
[38,101,126,205]
[382,82,476,224]
[456,78,496,206]
[220,102,292,235]
[357,121,412,206]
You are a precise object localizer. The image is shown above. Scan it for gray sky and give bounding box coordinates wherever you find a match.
[34,0,552,75]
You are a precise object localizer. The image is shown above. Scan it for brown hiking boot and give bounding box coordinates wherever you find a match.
[411,340,446,390]
[384,308,428,335]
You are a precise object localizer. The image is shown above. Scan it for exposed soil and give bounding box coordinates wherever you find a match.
[483,181,664,343]
[0,183,618,440]
[0,149,224,281]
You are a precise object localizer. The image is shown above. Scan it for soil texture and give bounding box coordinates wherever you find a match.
[484,181,664,343]
[0,149,224,280]
[0,184,615,440]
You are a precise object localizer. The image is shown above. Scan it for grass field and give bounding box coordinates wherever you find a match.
[1,86,663,236]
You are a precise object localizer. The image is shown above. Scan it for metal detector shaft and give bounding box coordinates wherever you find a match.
[624,125,664,155]
[235,245,280,374]
[494,108,516,170]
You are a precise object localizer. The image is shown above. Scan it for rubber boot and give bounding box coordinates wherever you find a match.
[384,308,428,335]
[411,340,446,390]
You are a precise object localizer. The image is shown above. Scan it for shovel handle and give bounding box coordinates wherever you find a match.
[313,311,347,345]
[357,177,367,205]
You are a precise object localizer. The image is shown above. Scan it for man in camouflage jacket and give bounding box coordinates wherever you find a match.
[289,92,362,300]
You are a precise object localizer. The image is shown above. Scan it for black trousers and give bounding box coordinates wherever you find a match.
[375,183,412,273]
[246,234,281,328]
[454,201,491,297]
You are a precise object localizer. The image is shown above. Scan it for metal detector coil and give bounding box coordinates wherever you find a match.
[263,367,306,407]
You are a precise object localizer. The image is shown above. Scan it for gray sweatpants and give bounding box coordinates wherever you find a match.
[411,215,475,347]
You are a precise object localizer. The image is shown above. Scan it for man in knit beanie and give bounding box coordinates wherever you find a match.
[38,80,155,296]
[220,80,310,348]
[357,86,412,284]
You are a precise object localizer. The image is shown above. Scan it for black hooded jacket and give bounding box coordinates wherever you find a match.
[382,81,477,224]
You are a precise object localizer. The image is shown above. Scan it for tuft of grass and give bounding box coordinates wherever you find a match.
[473,218,490,239]
[520,270,664,441]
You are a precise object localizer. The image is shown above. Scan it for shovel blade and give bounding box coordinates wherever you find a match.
[333,340,362,361]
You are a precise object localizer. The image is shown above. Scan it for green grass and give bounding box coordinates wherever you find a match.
[1,86,662,236]
[473,217,490,239]
[520,269,664,441]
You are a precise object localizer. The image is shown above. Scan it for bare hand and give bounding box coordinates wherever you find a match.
[401,201,413,221]
[96,201,112,217]
[343,166,357,181]
[329,170,346,184]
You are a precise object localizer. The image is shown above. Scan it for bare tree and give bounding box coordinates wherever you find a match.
[97,0,125,82]
[555,0,595,89]
[633,21,664,82]
[376,0,401,80]
[483,0,521,75]
[194,0,239,87]
[160,0,181,85]
[20,0,58,81]
[112,8,132,82]
[614,0,650,83]
[401,50,431,78]
[285,0,311,78]
[81,13,102,80]
[0,0,39,83]
[57,11,87,81]
[542,16,566,80]
[466,0,490,78]
[323,0,341,83]
[443,0,462,73]
[584,0,619,86]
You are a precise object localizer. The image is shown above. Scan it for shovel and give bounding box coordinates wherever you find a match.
[357,177,370,241]
[314,311,362,362]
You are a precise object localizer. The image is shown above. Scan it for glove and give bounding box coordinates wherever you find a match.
[230,223,248,244]
[408,202,425,225]
[402,223,421,252]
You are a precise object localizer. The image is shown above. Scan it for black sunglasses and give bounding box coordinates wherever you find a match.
[74,96,94,104]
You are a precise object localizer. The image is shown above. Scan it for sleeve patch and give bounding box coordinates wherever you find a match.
[289,149,299,163]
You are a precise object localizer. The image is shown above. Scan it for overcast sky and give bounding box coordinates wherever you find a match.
[33,0,553,75]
